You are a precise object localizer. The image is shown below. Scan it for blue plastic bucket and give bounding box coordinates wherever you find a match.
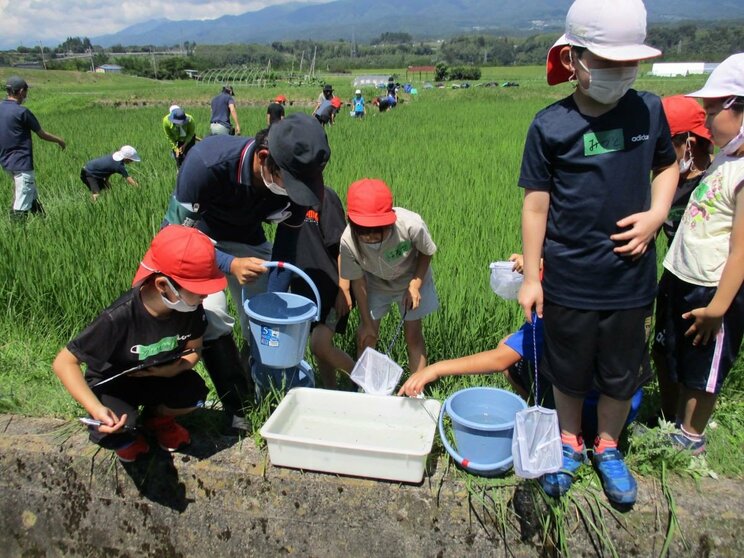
[243,262,321,369]
[438,387,527,476]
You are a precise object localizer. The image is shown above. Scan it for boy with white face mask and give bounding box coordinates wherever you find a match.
[517,0,679,506]
[52,226,227,462]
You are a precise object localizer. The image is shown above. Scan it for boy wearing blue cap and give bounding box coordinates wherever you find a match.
[163,105,197,168]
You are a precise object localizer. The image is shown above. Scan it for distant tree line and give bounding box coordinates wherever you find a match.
[2,22,742,80]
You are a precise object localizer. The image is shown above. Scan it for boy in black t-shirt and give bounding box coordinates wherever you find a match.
[52,226,227,462]
[291,186,355,387]
[518,0,678,506]
[266,95,286,126]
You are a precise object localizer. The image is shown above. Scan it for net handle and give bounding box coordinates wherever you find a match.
[386,308,408,356]
[531,313,540,403]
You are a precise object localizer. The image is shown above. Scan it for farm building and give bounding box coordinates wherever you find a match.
[95,64,123,74]
[353,75,389,88]
[650,62,718,77]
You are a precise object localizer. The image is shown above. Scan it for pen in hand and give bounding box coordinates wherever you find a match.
[78,417,134,431]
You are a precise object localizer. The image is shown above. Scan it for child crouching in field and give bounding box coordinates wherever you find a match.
[52,226,226,462]
[656,53,744,455]
[398,254,644,439]
[340,178,438,372]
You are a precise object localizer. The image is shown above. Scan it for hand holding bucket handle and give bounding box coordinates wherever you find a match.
[241,261,322,322]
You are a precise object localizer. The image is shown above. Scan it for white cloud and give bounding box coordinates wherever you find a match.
[0,0,324,48]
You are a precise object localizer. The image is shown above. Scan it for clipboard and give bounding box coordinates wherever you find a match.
[92,347,198,388]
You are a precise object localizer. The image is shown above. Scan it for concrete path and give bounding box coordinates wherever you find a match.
[1,413,742,557]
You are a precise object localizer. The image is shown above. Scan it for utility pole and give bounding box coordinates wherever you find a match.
[310,46,317,77]
[38,42,47,70]
[88,48,94,72]
[151,49,158,79]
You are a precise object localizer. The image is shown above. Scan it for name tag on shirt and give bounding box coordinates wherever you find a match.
[583,129,624,156]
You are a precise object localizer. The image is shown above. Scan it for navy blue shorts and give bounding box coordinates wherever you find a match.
[541,302,653,400]
[654,271,744,394]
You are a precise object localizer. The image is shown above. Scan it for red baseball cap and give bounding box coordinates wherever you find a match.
[132,225,227,295]
[347,179,397,227]
[661,95,712,140]
[275,94,287,102]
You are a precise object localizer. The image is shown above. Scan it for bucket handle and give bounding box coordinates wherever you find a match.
[242,261,322,322]
[438,400,514,474]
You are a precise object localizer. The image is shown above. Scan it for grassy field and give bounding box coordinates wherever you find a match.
[0,65,742,488]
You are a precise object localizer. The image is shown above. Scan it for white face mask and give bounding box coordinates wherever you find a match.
[721,97,744,156]
[261,165,288,197]
[679,137,693,174]
[160,278,199,312]
[364,242,382,250]
[574,55,638,105]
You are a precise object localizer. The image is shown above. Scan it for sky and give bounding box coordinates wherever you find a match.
[0,0,325,49]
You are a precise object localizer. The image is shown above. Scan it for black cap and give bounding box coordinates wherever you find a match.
[323,84,333,92]
[6,76,28,92]
[267,113,330,206]
[169,108,187,125]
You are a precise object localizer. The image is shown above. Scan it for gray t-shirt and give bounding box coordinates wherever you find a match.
[340,207,437,294]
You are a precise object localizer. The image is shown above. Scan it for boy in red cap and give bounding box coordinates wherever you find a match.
[340,178,438,372]
[518,0,679,506]
[267,95,286,126]
[52,226,227,462]
[652,95,714,420]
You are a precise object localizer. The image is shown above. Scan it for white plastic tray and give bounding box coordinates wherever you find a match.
[260,387,441,483]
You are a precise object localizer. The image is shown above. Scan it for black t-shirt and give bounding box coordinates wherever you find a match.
[173,135,306,244]
[67,288,207,384]
[291,186,346,317]
[662,174,705,241]
[267,102,285,125]
[83,154,129,179]
[518,90,677,310]
[0,99,41,172]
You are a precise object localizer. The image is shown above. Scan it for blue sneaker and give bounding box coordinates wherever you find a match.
[593,448,637,506]
[539,443,586,497]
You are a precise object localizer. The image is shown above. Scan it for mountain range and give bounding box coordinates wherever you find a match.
[92,0,744,47]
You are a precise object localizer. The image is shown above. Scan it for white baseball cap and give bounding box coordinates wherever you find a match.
[113,145,141,162]
[686,53,744,99]
[546,0,661,85]
[169,104,180,113]
[355,89,362,95]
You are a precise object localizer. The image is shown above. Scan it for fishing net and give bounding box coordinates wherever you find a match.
[350,347,403,396]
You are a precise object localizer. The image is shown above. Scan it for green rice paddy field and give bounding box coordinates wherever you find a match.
[0,65,742,478]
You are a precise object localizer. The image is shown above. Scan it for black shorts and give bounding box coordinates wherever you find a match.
[654,271,744,394]
[541,302,653,400]
[87,370,207,446]
[80,168,107,195]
